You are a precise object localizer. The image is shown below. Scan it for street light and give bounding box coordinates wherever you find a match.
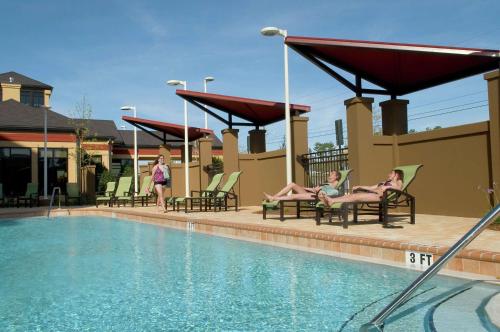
[261,26,292,187]
[43,106,49,199]
[166,79,190,197]
[203,76,215,129]
[120,106,138,194]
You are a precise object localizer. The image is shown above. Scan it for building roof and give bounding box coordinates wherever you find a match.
[0,71,53,90]
[117,129,222,149]
[285,36,500,96]
[122,116,214,143]
[73,118,122,142]
[176,90,311,127]
[0,99,73,132]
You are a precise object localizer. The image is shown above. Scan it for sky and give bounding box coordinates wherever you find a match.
[1,0,499,151]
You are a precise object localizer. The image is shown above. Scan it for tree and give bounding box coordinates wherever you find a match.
[313,142,335,152]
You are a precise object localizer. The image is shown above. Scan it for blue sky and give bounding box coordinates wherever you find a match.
[1,0,499,151]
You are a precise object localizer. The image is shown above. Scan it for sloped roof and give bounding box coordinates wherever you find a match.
[286,36,500,96]
[73,118,122,142]
[0,71,53,89]
[117,129,222,148]
[176,90,310,127]
[0,99,73,132]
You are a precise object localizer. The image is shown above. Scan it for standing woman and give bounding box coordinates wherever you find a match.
[149,155,171,212]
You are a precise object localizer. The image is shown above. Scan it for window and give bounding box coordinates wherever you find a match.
[20,89,44,107]
[38,148,68,194]
[0,147,32,196]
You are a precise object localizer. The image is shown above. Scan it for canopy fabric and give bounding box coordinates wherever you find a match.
[286,36,500,96]
[122,116,213,142]
[176,90,310,127]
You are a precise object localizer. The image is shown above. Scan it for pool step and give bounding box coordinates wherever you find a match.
[429,284,499,331]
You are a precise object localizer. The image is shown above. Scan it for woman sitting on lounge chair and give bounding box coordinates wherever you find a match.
[264,170,341,201]
[318,170,403,206]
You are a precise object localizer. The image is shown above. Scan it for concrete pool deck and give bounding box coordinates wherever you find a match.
[1,205,499,279]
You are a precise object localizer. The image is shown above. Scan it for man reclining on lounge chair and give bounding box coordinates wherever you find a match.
[318,170,403,205]
[264,170,341,201]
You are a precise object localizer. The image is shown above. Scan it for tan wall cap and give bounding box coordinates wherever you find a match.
[291,116,309,122]
[484,69,500,80]
[221,128,239,134]
[198,137,213,143]
[0,83,21,89]
[249,129,266,134]
[344,96,375,106]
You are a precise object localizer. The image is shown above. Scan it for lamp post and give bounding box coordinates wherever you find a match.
[203,76,215,129]
[261,26,292,187]
[43,106,48,199]
[167,80,190,197]
[120,106,138,194]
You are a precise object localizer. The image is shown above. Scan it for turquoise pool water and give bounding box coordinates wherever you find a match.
[0,216,498,331]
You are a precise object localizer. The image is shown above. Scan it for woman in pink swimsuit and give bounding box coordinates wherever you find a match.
[149,155,170,212]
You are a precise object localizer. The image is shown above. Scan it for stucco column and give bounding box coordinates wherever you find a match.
[0,83,21,102]
[345,96,375,185]
[222,128,240,200]
[180,145,193,163]
[380,99,409,135]
[248,129,266,153]
[291,116,309,186]
[485,69,500,194]
[198,137,213,190]
[31,147,38,185]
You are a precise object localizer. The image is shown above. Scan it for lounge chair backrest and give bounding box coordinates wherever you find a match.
[66,183,79,197]
[104,181,116,197]
[335,169,352,190]
[25,183,38,197]
[115,177,133,197]
[216,171,242,198]
[139,176,152,196]
[0,183,3,199]
[394,165,423,192]
[204,173,224,197]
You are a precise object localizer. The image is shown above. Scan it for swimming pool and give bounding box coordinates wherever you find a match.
[0,216,498,331]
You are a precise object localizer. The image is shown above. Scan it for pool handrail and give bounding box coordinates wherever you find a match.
[47,186,62,218]
[359,204,500,332]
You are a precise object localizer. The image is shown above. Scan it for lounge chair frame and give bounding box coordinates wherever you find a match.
[17,183,39,208]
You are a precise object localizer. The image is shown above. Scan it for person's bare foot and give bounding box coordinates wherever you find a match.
[263,192,274,201]
[318,192,329,205]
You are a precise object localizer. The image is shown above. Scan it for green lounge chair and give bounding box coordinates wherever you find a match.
[133,175,155,207]
[65,183,81,206]
[263,169,352,221]
[205,171,242,212]
[17,183,39,208]
[95,181,116,207]
[113,176,134,207]
[175,173,224,212]
[316,165,423,228]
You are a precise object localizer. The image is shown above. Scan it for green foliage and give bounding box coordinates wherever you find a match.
[212,156,223,168]
[121,165,134,177]
[97,170,116,192]
[425,126,442,131]
[313,142,335,152]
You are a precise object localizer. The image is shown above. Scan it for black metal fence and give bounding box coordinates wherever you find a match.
[300,148,349,187]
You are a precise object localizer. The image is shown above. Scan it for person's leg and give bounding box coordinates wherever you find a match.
[320,192,380,205]
[271,193,315,201]
[155,184,166,211]
[273,182,308,197]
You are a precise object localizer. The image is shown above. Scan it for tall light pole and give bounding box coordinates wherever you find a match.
[261,26,292,187]
[43,106,48,199]
[167,80,190,197]
[120,106,138,194]
[203,76,215,129]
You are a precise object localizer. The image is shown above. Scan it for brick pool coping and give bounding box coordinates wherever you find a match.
[1,207,499,279]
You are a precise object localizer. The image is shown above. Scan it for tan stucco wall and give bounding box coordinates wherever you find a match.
[169,163,201,198]
[44,89,52,107]
[1,83,21,102]
[0,140,78,184]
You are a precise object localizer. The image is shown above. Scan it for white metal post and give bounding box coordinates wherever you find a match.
[133,107,138,194]
[43,106,48,198]
[183,82,190,197]
[283,30,292,187]
[203,80,208,129]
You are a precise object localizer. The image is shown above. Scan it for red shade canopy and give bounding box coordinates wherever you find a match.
[286,36,500,96]
[176,90,310,127]
[122,116,213,142]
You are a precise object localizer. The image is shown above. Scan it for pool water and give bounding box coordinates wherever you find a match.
[0,216,498,331]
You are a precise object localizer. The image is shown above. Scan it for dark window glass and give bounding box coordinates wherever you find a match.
[20,89,45,107]
[33,91,44,107]
[38,148,68,194]
[0,147,32,196]
[20,90,31,105]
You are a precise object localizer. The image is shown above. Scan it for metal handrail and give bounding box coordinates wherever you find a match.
[47,186,61,218]
[360,204,500,332]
